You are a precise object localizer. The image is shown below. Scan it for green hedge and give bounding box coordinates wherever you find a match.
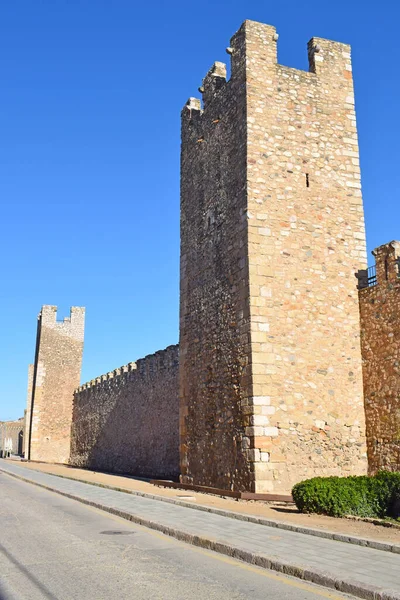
[292,471,400,518]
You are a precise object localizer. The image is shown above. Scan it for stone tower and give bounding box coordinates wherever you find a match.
[179,20,367,493]
[27,305,85,463]
[23,363,34,457]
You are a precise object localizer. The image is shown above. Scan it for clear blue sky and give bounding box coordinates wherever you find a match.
[1,0,398,420]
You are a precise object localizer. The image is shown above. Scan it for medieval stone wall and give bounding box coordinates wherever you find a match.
[244,21,368,492]
[21,20,394,493]
[180,20,368,493]
[359,241,400,473]
[28,305,85,464]
[23,364,34,457]
[0,418,24,455]
[180,57,252,491]
[70,345,179,478]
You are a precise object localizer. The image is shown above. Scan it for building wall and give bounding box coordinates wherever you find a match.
[70,345,179,478]
[180,60,252,491]
[180,19,368,493]
[29,305,85,464]
[359,242,400,473]
[245,21,368,492]
[0,418,24,455]
[23,364,34,457]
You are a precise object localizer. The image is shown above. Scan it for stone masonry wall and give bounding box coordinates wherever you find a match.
[0,418,24,455]
[245,21,367,492]
[180,20,368,493]
[23,364,34,457]
[70,345,179,478]
[29,305,85,463]
[180,57,252,490]
[359,241,400,473]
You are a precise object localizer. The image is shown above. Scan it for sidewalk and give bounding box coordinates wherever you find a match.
[15,459,400,547]
[1,460,400,600]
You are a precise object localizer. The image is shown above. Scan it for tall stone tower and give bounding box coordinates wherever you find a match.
[179,20,367,493]
[27,305,85,463]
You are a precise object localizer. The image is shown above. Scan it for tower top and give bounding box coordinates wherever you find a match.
[183,19,353,112]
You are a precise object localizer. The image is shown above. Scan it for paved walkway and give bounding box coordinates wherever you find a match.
[16,459,400,546]
[1,460,400,600]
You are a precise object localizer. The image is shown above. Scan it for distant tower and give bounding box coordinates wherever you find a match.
[27,305,85,463]
[179,20,367,493]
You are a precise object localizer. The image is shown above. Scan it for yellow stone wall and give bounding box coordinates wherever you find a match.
[28,305,85,464]
[180,20,368,493]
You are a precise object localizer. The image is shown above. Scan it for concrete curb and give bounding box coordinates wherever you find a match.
[5,463,400,556]
[1,466,400,600]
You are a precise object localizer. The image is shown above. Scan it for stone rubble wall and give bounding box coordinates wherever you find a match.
[180,51,253,491]
[70,345,180,479]
[359,241,400,473]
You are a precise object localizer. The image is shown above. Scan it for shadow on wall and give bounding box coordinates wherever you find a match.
[70,345,180,480]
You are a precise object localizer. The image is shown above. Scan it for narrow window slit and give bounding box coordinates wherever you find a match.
[305,173,310,188]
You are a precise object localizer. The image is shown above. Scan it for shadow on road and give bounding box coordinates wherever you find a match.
[0,542,57,599]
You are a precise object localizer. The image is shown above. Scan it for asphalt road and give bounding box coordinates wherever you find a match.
[0,472,355,600]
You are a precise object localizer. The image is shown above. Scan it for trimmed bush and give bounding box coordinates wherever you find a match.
[292,471,400,518]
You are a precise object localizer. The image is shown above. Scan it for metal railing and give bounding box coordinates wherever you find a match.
[356,265,376,290]
[357,258,400,290]
[367,265,377,287]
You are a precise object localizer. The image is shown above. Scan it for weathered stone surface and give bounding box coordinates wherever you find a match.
[28,305,85,464]
[70,345,179,478]
[180,19,368,493]
[359,241,400,473]
[23,364,34,457]
[0,417,24,455]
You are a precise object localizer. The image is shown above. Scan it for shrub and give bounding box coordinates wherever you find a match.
[292,471,400,518]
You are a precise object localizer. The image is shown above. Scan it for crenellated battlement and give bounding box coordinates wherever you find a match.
[182,19,354,120]
[71,344,180,478]
[38,305,85,343]
[357,242,400,291]
[200,61,227,105]
[40,305,85,325]
[75,344,179,394]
